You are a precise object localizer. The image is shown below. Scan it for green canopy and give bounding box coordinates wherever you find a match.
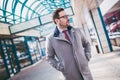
[0,0,71,24]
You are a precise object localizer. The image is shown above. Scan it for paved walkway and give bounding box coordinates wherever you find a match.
[9,46,120,80]
[90,46,120,80]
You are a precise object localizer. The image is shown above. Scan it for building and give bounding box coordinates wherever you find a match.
[0,0,120,80]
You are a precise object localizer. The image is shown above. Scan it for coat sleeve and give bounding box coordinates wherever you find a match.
[46,37,64,71]
[78,29,92,61]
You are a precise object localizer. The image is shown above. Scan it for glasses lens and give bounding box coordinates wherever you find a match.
[59,15,69,19]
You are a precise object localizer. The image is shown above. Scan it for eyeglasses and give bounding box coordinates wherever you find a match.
[58,15,69,19]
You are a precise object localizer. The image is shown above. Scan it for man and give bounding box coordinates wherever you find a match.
[46,8,93,80]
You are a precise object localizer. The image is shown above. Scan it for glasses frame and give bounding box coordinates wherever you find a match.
[58,15,69,19]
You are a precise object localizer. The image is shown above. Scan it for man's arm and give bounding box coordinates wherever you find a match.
[78,29,91,61]
[46,37,64,71]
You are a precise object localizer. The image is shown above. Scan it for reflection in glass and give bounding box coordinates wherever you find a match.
[13,37,31,68]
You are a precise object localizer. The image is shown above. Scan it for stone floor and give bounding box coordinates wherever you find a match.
[90,46,120,80]
[9,46,120,80]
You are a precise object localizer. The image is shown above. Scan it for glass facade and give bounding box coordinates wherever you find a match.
[13,37,31,68]
[0,38,20,79]
[27,37,41,63]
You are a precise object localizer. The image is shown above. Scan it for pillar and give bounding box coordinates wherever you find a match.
[90,7,113,53]
[71,0,92,44]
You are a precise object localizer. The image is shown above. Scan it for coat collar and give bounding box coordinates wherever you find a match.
[53,26,73,37]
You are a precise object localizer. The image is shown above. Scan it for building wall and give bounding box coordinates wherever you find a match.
[71,0,113,53]
[0,22,10,35]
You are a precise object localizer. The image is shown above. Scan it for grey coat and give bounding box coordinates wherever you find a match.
[46,26,93,80]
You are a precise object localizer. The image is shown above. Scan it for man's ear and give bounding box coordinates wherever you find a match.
[55,19,59,24]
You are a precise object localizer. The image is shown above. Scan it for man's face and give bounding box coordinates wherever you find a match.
[56,11,70,28]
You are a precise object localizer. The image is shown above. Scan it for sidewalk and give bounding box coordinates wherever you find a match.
[9,46,120,80]
[9,57,64,80]
[90,46,120,80]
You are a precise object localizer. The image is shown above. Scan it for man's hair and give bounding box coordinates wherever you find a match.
[52,8,64,24]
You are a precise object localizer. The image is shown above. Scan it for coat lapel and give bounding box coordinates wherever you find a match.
[54,34,67,41]
[53,26,72,43]
[70,28,76,45]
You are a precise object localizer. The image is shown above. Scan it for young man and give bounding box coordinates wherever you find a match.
[46,8,93,80]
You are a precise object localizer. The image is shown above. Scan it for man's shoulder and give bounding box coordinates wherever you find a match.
[46,32,54,39]
[72,27,84,37]
[72,27,81,32]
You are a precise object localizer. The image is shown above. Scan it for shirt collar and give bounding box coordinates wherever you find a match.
[57,26,67,33]
[53,26,72,37]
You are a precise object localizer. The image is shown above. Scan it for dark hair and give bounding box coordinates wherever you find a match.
[52,8,64,24]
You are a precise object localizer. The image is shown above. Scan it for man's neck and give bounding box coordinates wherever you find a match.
[57,25,67,30]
